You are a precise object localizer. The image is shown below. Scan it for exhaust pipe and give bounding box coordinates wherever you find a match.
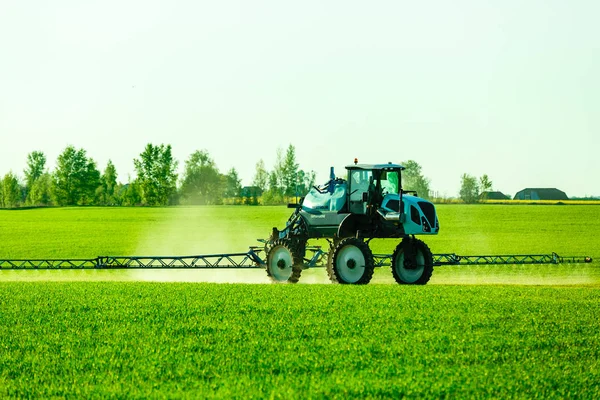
[377,209,401,221]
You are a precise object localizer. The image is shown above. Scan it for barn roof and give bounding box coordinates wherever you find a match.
[514,188,569,200]
[481,191,509,199]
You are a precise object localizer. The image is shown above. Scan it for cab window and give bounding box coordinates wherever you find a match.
[380,171,399,194]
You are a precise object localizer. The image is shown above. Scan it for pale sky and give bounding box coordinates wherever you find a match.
[1,1,598,198]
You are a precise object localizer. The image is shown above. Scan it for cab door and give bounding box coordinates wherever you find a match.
[348,169,372,214]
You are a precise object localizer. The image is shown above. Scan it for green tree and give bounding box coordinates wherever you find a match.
[0,172,22,208]
[223,168,242,200]
[295,169,316,197]
[23,151,46,201]
[28,173,53,206]
[180,150,222,205]
[459,173,480,204]
[252,159,268,193]
[263,171,283,205]
[282,144,299,197]
[53,146,100,206]
[133,144,178,206]
[98,160,118,205]
[82,159,101,205]
[401,160,431,199]
[120,181,142,206]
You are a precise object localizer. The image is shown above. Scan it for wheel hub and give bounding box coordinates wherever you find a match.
[335,244,368,283]
[404,259,417,270]
[394,244,428,284]
[277,259,287,270]
[267,245,294,282]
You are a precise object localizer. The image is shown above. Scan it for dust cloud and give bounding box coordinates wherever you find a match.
[125,207,335,284]
[429,265,599,286]
[106,207,600,285]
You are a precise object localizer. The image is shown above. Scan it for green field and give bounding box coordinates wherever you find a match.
[0,205,598,284]
[0,205,599,397]
[2,204,598,257]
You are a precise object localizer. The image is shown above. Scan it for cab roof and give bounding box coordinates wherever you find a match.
[345,162,405,171]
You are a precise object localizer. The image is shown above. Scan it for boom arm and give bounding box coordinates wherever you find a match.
[0,250,592,269]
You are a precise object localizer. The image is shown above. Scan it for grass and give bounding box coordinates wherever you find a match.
[0,206,284,258]
[1,283,599,398]
[0,205,599,397]
[1,204,598,257]
[1,205,598,285]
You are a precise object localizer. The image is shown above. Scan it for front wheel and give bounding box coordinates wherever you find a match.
[327,237,374,284]
[391,238,433,285]
[266,239,302,283]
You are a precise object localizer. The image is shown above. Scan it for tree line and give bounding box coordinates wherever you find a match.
[0,144,320,208]
[1,142,469,208]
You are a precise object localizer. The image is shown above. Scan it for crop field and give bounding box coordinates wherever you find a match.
[0,205,598,284]
[1,283,599,398]
[0,205,599,397]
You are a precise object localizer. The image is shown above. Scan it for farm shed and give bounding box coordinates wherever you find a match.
[513,188,569,201]
[480,191,510,200]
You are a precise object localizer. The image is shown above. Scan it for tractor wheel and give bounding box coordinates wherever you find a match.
[327,237,374,284]
[266,239,302,283]
[325,240,339,282]
[391,238,433,285]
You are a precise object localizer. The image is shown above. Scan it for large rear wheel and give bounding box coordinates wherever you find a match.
[391,238,433,284]
[327,237,374,284]
[266,239,302,283]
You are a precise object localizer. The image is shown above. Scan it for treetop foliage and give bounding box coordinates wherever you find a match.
[459,173,480,204]
[1,144,450,207]
[0,172,21,208]
[401,160,431,200]
[180,150,222,205]
[133,144,178,206]
[24,151,46,189]
[53,146,100,206]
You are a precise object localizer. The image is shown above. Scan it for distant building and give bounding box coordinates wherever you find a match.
[513,188,568,201]
[480,191,510,200]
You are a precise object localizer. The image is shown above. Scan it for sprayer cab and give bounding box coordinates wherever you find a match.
[342,162,439,236]
[288,162,439,239]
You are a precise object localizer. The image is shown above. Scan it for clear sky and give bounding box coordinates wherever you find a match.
[1,0,598,198]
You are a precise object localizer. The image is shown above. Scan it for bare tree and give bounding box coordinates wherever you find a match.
[479,174,493,200]
[252,159,268,192]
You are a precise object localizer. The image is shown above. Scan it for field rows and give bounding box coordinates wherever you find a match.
[1,283,599,398]
[1,205,598,285]
[0,205,598,397]
[1,204,599,256]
